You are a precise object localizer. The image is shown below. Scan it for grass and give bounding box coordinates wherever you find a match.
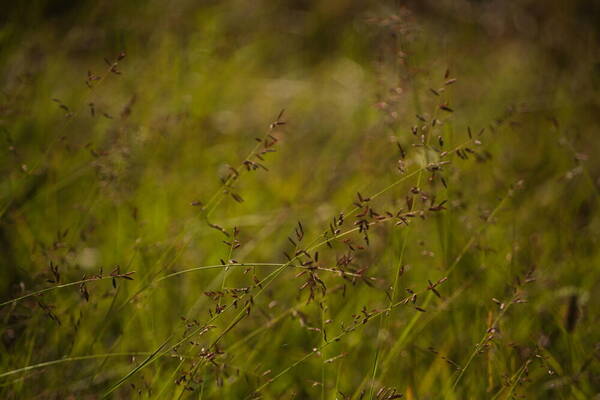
[1,1,599,398]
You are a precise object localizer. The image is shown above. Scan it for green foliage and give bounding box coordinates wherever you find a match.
[1,1,599,398]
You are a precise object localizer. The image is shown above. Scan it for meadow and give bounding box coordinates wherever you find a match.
[1,1,599,398]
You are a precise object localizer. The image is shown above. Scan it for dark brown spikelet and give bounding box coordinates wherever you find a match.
[208,223,230,237]
[288,236,297,247]
[47,261,60,283]
[269,109,286,129]
[357,192,370,203]
[230,192,244,203]
[120,94,137,119]
[441,176,447,188]
[295,221,304,241]
[565,295,579,332]
[38,301,61,325]
[406,196,413,211]
[397,142,406,159]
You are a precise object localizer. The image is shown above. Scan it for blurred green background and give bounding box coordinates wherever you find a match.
[1,0,599,398]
